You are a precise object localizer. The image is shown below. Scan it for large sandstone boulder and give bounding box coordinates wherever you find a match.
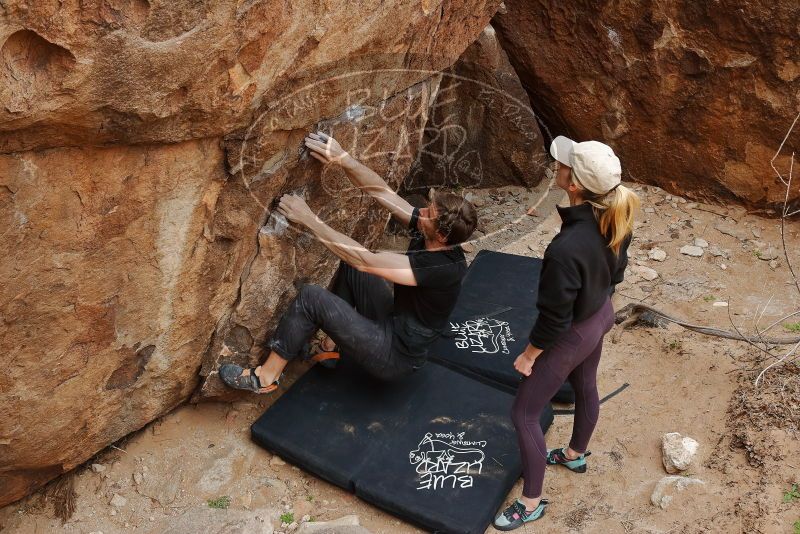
[0,139,228,506]
[493,0,800,208]
[0,0,501,506]
[0,0,494,152]
[407,25,549,192]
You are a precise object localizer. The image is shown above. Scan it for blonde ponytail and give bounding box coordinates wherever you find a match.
[597,185,639,255]
[576,181,640,255]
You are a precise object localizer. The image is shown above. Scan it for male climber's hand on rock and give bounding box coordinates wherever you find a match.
[305,132,349,165]
[277,194,316,226]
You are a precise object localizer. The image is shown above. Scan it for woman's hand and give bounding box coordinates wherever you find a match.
[277,194,316,227]
[304,132,349,165]
[513,353,535,377]
[514,343,543,377]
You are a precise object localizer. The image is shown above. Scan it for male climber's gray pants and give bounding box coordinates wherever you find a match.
[266,263,418,381]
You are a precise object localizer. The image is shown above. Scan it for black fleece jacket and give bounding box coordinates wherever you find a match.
[528,203,631,350]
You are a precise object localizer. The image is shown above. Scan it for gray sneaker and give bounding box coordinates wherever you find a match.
[219,364,280,394]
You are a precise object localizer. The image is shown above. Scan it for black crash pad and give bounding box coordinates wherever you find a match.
[251,360,553,534]
[432,250,575,403]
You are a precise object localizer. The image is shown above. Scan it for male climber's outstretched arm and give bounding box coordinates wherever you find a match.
[304,132,415,226]
[277,194,417,286]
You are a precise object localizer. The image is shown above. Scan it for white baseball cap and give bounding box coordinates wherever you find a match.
[549,135,622,195]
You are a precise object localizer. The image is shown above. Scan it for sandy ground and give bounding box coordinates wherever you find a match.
[1,181,799,534]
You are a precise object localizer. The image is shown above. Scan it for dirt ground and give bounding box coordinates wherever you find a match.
[1,181,799,534]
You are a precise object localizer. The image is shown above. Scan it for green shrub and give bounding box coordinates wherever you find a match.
[207,496,231,509]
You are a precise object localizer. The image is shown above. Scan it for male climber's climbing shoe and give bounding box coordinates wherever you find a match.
[308,336,340,369]
[311,351,340,369]
[219,364,280,394]
[546,448,591,473]
[492,499,548,531]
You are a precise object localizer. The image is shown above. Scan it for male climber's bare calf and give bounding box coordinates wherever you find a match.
[219,132,478,393]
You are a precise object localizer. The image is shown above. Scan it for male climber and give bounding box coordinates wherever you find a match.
[219,132,478,393]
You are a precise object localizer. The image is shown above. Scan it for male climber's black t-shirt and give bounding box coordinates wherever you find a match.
[392,228,467,361]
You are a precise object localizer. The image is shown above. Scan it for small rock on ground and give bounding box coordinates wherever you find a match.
[137,468,181,505]
[632,265,659,281]
[651,475,705,510]
[662,432,699,473]
[297,515,370,534]
[756,246,778,261]
[680,245,704,257]
[708,245,729,258]
[109,493,127,508]
[152,507,273,534]
[714,221,748,240]
[300,528,371,534]
[648,248,667,262]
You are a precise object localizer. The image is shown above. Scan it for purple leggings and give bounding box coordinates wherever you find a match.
[512,299,615,498]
